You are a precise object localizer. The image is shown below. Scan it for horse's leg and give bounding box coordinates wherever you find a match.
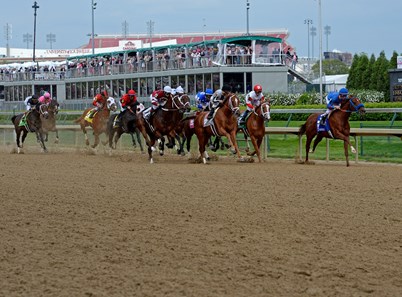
[344,140,350,167]
[148,138,156,163]
[37,131,48,153]
[158,136,165,156]
[109,129,115,149]
[130,133,137,148]
[92,132,100,149]
[114,130,123,150]
[135,129,144,152]
[82,126,90,146]
[198,134,209,164]
[54,129,59,144]
[249,135,261,162]
[311,134,324,153]
[15,129,22,153]
[244,135,250,153]
[305,134,315,164]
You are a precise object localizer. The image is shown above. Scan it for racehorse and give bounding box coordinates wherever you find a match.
[107,108,144,152]
[298,96,365,167]
[143,94,187,163]
[11,103,49,153]
[75,96,117,148]
[238,101,271,162]
[194,92,242,163]
[41,99,60,143]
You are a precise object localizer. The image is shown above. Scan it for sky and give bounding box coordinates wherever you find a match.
[1,0,401,59]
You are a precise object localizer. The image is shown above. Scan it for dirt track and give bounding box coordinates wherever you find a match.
[0,146,401,297]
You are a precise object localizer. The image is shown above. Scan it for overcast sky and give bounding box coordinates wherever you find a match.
[1,0,401,59]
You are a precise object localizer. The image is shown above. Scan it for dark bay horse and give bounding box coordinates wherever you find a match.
[298,96,365,166]
[143,95,187,163]
[41,99,59,143]
[107,109,145,152]
[238,101,271,162]
[194,92,242,163]
[75,97,117,148]
[11,104,49,153]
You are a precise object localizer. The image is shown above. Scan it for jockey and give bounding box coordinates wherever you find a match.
[146,85,172,119]
[88,93,106,119]
[320,87,349,124]
[205,88,213,104]
[175,86,185,96]
[118,89,138,131]
[24,94,40,111]
[38,92,52,105]
[207,85,232,120]
[195,91,208,111]
[239,84,265,125]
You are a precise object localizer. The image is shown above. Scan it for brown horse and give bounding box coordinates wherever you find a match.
[11,103,49,154]
[142,94,187,163]
[41,99,59,143]
[194,92,242,163]
[238,101,271,162]
[75,96,118,148]
[298,96,365,166]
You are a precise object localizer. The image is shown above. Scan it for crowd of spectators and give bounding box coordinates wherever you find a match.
[0,44,298,81]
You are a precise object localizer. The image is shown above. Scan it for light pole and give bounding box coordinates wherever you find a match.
[304,19,312,72]
[318,0,323,104]
[246,0,250,35]
[46,33,56,49]
[91,0,97,55]
[122,20,129,39]
[147,20,154,48]
[324,25,331,52]
[4,23,12,57]
[202,18,206,42]
[32,1,39,63]
[310,26,316,59]
[23,33,32,49]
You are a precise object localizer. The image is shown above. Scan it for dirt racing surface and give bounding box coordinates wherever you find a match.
[0,146,401,297]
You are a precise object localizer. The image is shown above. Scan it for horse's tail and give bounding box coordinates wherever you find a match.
[74,115,83,123]
[299,123,307,136]
[11,115,17,125]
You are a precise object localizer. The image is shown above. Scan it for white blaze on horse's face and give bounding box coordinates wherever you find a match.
[107,97,117,111]
[262,103,271,121]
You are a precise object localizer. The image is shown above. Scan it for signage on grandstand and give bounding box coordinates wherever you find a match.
[119,40,142,51]
[45,49,92,57]
[398,56,402,69]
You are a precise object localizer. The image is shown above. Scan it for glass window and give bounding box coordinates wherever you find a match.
[196,74,203,92]
[187,75,195,95]
[212,73,220,91]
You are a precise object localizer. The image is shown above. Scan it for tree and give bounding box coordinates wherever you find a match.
[311,59,349,76]
[347,54,360,89]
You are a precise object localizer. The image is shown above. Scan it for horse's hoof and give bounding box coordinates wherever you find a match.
[203,158,207,164]
[230,148,237,154]
[159,151,164,156]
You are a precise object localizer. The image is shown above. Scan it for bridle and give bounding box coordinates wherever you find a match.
[340,97,365,113]
[253,101,271,120]
[225,93,240,114]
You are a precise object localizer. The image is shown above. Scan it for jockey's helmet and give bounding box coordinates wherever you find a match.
[44,92,51,99]
[198,93,206,103]
[205,88,213,96]
[176,86,184,94]
[163,86,172,94]
[128,89,136,96]
[221,85,232,92]
[339,88,349,98]
[254,84,263,93]
[95,94,103,101]
[31,94,39,99]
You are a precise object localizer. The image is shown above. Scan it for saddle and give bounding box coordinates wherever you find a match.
[203,114,220,136]
[84,109,98,123]
[317,114,334,138]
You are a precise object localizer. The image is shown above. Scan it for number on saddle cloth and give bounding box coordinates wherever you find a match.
[85,108,98,122]
[317,114,331,134]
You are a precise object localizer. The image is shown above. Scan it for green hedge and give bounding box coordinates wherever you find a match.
[270,102,402,121]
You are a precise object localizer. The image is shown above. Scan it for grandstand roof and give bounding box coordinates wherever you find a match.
[81,29,291,50]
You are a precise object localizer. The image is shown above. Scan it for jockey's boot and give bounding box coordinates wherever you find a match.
[207,107,215,120]
[239,110,249,125]
[88,109,96,119]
